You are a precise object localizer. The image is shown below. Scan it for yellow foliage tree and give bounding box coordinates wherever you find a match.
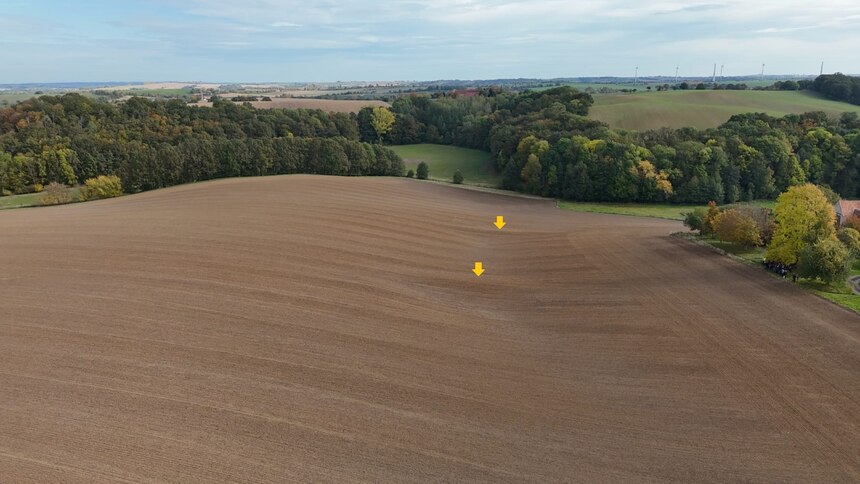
[370,107,395,143]
[701,200,721,235]
[80,175,123,201]
[633,160,673,200]
[766,184,836,265]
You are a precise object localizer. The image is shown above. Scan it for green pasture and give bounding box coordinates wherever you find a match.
[391,144,501,187]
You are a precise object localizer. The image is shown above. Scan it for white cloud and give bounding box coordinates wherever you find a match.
[756,26,817,33]
[4,0,860,82]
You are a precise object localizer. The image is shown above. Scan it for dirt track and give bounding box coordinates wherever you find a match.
[1,176,859,483]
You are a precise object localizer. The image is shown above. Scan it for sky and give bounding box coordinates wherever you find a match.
[1,0,859,83]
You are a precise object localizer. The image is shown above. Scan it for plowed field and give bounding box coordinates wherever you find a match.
[1,176,858,482]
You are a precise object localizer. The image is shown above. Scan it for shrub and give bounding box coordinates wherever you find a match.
[797,238,850,283]
[40,182,74,206]
[1,189,11,197]
[837,227,860,255]
[712,209,762,246]
[406,169,414,178]
[724,204,775,245]
[683,202,725,235]
[81,175,123,201]
[683,207,708,233]
[453,170,464,184]
[416,161,429,180]
[33,183,44,193]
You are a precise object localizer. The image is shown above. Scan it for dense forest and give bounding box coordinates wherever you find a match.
[811,73,860,106]
[2,75,860,204]
[378,82,860,203]
[0,95,402,194]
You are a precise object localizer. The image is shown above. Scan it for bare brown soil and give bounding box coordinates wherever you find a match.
[192,98,389,113]
[1,176,859,482]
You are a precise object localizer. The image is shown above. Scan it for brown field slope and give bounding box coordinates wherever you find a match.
[1,176,859,483]
[192,98,388,113]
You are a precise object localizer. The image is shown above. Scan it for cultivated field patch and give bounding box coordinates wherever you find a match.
[0,176,858,481]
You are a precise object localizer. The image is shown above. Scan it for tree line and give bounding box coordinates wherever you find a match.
[379,83,860,203]
[3,79,860,204]
[811,73,860,106]
[0,95,402,195]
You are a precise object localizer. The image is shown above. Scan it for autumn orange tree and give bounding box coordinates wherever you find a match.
[712,209,762,247]
[704,201,721,234]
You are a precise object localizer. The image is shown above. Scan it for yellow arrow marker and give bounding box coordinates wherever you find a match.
[494,215,506,229]
[472,262,485,277]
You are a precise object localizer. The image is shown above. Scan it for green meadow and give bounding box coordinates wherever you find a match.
[590,90,860,131]
[391,144,501,187]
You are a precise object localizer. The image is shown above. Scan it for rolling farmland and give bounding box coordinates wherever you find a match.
[590,90,860,130]
[1,176,859,482]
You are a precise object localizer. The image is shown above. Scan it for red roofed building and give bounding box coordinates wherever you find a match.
[835,200,860,226]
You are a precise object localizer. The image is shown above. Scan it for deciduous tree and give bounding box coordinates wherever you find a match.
[416,161,429,180]
[766,184,837,265]
[521,154,543,194]
[797,238,850,283]
[453,170,464,184]
[712,209,762,246]
[837,227,860,255]
[370,107,395,143]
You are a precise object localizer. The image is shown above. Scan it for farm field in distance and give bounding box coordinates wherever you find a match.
[559,201,699,220]
[390,143,501,186]
[0,187,83,210]
[590,90,860,130]
[0,91,46,106]
[1,175,859,482]
[559,199,776,221]
[192,97,388,113]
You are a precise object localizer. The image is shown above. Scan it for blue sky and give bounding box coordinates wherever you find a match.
[1,0,859,82]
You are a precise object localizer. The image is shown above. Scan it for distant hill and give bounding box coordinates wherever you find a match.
[589,90,860,131]
[0,82,143,90]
